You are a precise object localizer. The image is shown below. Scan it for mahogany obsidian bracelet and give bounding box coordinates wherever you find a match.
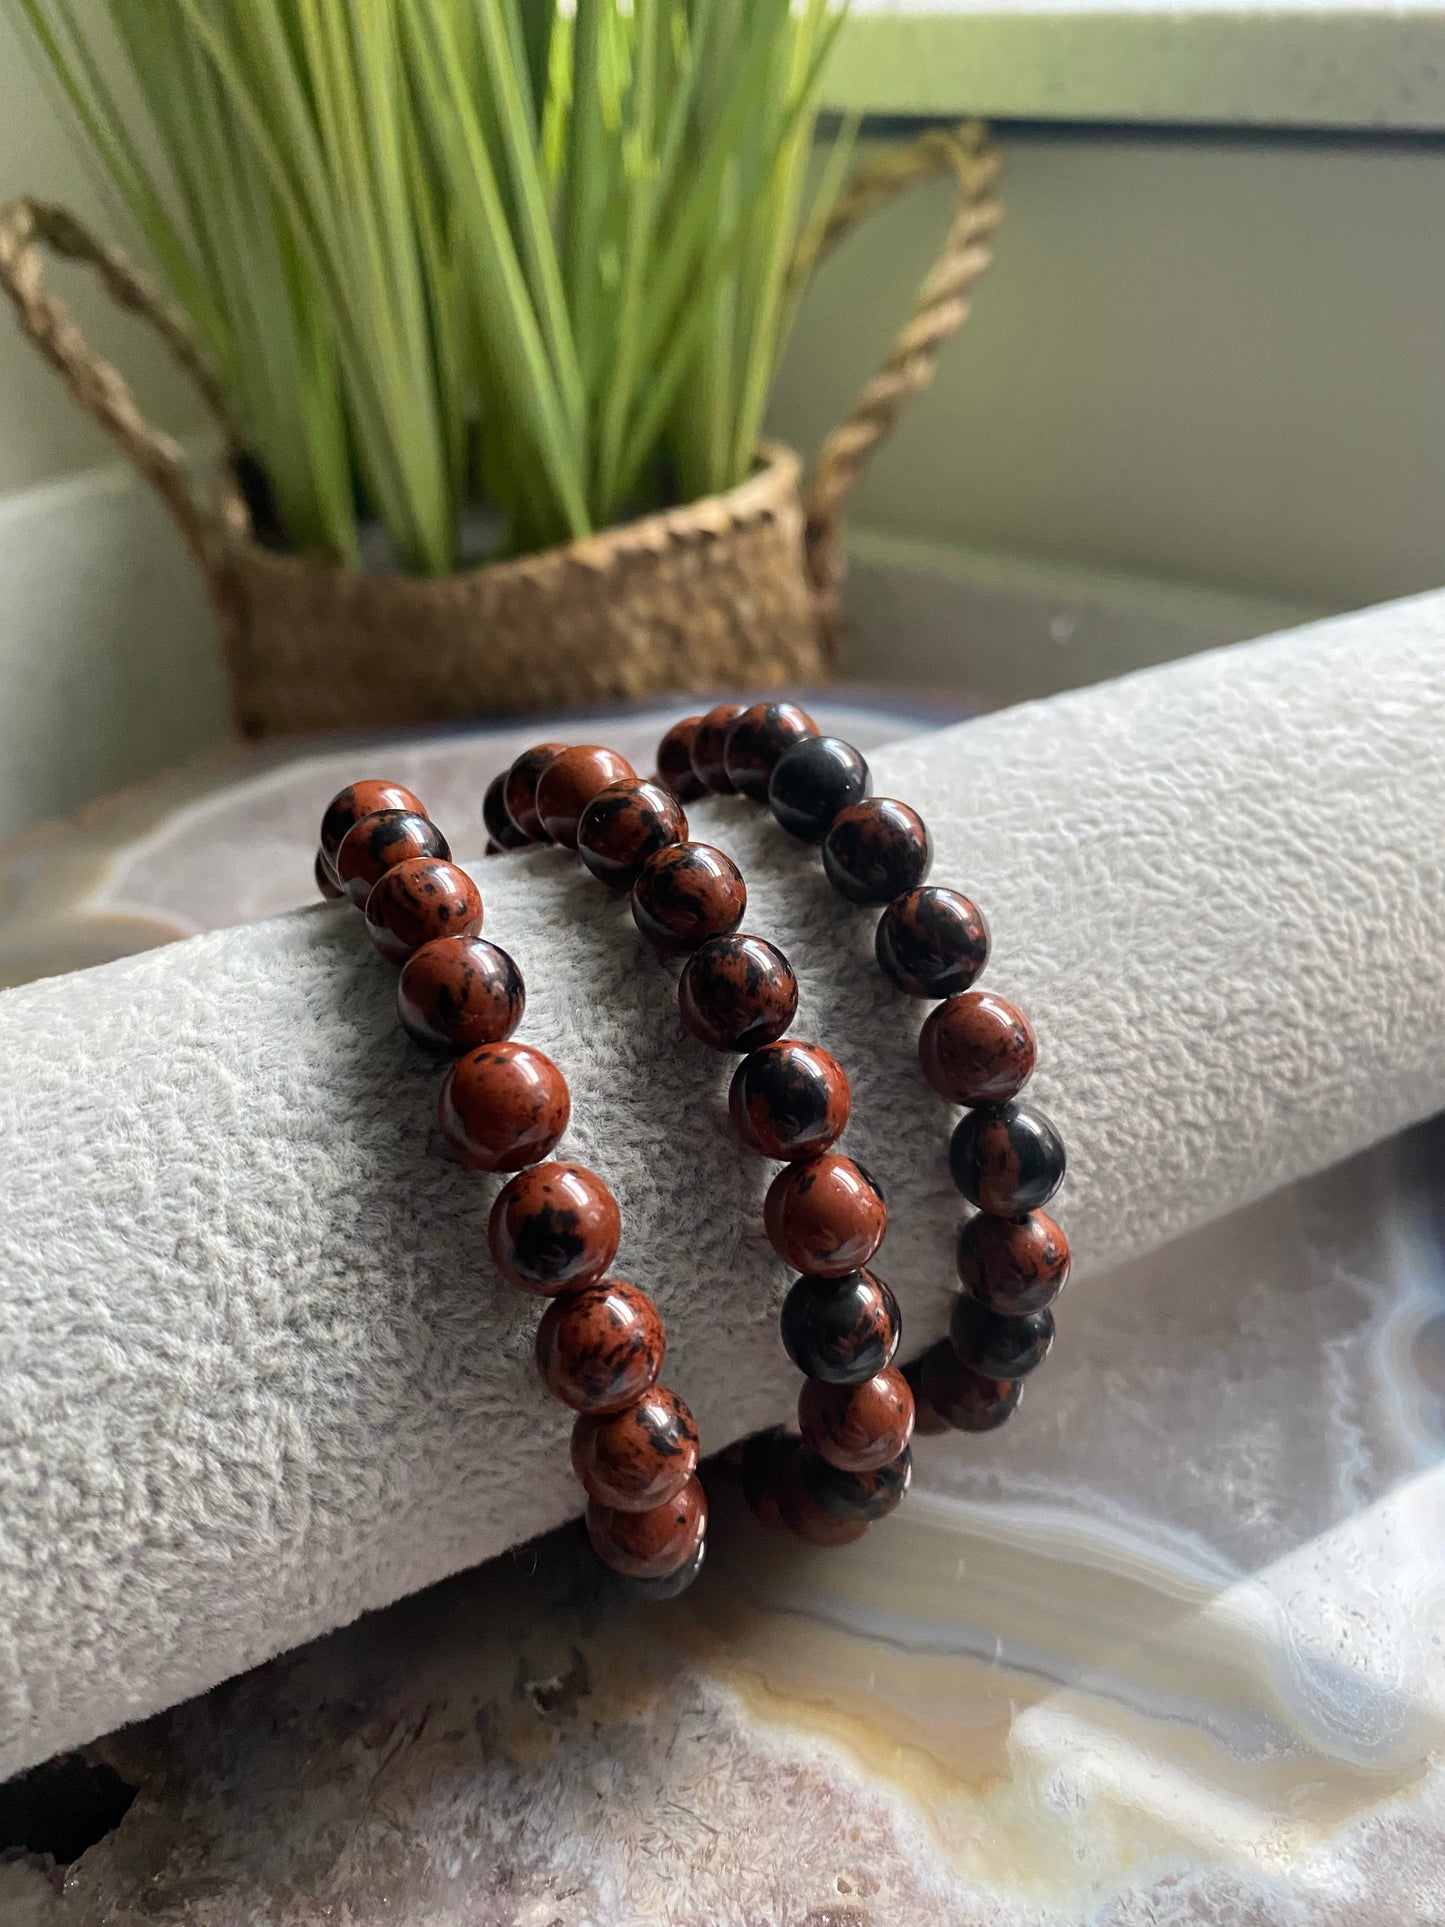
[663,702,1070,1444]
[314,779,707,1599]
[491,728,919,1549]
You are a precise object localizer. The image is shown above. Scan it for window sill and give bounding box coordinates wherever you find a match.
[824,5,1445,133]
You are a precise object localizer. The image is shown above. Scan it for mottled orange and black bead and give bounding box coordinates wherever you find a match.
[335,809,449,909]
[799,1444,912,1523]
[487,1160,621,1296]
[320,778,425,870]
[918,1340,1021,1432]
[689,703,744,793]
[822,797,932,907]
[536,745,636,850]
[798,1365,914,1472]
[534,1277,665,1413]
[656,715,707,802]
[728,1038,849,1159]
[920,990,1037,1107]
[955,1208,1070,1315]
[631,842,746,954]
[571,1384,700,1511]
[949,1101,1065,1215]
[483,770,529,851]
[722,701,818,801]
[678,933,798,1052]
[586,1472,707,1578]
[397,935,525,1052]
[763,1152,887,1277]
[437,1040,570,1172]
[779,1268,900,1385]
[502,742,568,842]
[576,778,687,890]
[364,856,483,964]
[876,886,990,999]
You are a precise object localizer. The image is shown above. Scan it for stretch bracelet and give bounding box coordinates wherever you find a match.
[314,779,708,1599]
[489,732,917,1549]
[662,703,1070,1440]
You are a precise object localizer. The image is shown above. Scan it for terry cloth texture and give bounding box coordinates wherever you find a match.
[2,593,1445,1776]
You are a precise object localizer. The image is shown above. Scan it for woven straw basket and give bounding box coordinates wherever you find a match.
[0,125,1001,739]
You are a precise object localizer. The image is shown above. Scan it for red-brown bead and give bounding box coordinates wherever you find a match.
[364,857,483,965]
[437,1041,570,1172]
[336,809,449,908]
[488,1161,621,1296]
[920,990,1038,1107]
[535,1278,665,1414]
[503,742,568,842]
[536,745,636,850]
[690,703,745,793]
[678,934,798,1052]
[397,936,525,1051]
[798,1367,914,1472]
[577,778,687,890]
[586,1473,707,1578]
[320,779,425,867]
[918,1341,1022,1432]
[483,770,530,850]
[763,1154,887,1278]
[777,1451,869,1548]
[631,842,746,954]
[656,716,707,802]
[722,702,819,802]
[728,1039,850,1160]
[956,1209,1070,1315]
[571,1385,700,1511]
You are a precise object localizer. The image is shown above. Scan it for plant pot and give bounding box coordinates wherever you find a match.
[1,127,1002,739]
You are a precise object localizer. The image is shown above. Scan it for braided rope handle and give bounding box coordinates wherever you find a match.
[799,121,1004,630]
[0,198,250,570]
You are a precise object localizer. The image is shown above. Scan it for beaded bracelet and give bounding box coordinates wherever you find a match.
[664,702,1070,1444]
[313,779,708,1598]
[490,733,920,1549]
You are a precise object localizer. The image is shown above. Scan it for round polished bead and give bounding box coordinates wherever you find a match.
[586,1474,706,1579]
[767,736,872,844]
[779,1268,900,1385]
[764,1153,887,1278]
[950,1296,1055,1379]
[577,779,687,890]
[438,1040,570,1172]
[571,1384,700,1511]
[900,1354,951,1436]
[320,779,425,868]
[876,887,990,999]
[919,1341,1022,1432]
[777,1450,869,1547]
[956,1209,1070,1315]
[631,842,746,955]
[678,934,798,1052]
[315,850,345,900]
[483,770,529,851]
[723,702,819,802]
[798,1366,914,1472]
[623,1534,707,1600]
[921,991,1037,1107]
[741,1427,795,1532]
[364,856,483,965]
[799,1444,912,1524]
[949,1101,1066,1214]
[690,703,745,793]
[397,936,525,1051]
[536,745,637,850]
[487,1160,621,1296]
[822,798,932,906]
[656,716,707,802]
[535,1278,665,1413]
[728,1039,850,1160]
[336,809,449,908]
[502,741,568,842]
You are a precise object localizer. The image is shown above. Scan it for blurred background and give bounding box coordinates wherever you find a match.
[2,0,1443,843]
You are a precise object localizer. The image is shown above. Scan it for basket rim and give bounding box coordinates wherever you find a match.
[225,440,804,588]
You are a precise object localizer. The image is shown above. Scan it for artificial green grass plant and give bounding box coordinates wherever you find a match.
[13,0,851,572]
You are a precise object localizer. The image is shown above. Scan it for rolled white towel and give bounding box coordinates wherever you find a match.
[2,592,1444,1778]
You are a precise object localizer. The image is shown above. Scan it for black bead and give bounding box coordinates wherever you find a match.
[822,798,932,905]
[617,1534,707,1602]
[800,1444,912,1522]
[780,1269,900,1384]
[876,887,990,998]
[949,1296,1054,1378]
[724,703,819,802]
[483,771,529,850]
[768,736,871,843]
[949,1102,1066,1215]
